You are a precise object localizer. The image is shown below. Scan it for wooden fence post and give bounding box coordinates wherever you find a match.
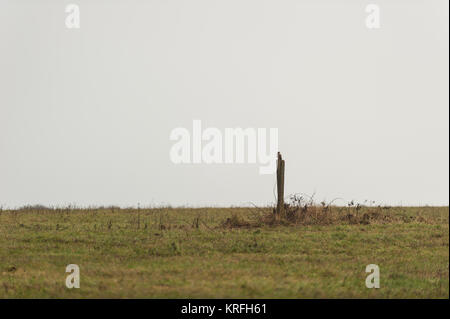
[276,152,285,218]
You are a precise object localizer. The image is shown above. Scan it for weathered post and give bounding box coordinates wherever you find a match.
[276,152,285,218]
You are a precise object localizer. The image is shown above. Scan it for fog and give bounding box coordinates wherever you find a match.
[0,0,448,207]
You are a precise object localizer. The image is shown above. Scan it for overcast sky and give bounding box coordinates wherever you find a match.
[0,0,448,208]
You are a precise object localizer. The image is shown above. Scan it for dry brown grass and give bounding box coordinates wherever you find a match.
[220,195,440,228]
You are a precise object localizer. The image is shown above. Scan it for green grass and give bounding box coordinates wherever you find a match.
[0,206,448,298]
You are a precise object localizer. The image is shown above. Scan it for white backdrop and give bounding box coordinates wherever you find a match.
[0,0,448,207]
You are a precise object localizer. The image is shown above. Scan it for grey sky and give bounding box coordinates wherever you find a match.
[0,0,448,207]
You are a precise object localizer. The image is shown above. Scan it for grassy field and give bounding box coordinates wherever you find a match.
[0,205,448,298]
